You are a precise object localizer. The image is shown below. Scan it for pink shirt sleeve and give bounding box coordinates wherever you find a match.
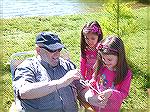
[80,57,87,79]
[103,69,132,111]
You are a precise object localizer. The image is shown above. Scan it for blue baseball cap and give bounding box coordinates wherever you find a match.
[35,32,64,51]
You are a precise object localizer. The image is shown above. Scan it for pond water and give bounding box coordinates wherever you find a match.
[2,0,105,18]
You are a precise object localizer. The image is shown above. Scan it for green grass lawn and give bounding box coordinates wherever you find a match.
[1,3,149,112]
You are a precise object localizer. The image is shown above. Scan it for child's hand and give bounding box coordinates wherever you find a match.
[101,89,112,99]
[89,78,96,86]
[88,94,108,108]
[92,89,112,108]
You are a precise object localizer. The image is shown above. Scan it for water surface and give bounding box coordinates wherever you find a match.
[2,0,104,18]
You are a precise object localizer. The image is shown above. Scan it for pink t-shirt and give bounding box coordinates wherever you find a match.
[80,49,97,80]
[91,67,132,112]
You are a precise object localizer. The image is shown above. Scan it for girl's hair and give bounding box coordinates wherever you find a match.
[81,21,103,58]
[94,35,128,85]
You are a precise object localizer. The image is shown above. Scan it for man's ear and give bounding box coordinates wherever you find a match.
[35,46,41,55]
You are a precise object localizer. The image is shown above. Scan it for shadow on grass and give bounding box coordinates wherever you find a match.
[128,59,150,90]
[121,59,149,111]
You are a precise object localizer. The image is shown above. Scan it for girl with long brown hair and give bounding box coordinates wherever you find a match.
[88,35,132,112]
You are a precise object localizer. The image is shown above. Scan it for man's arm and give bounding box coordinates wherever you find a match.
[14,69,80,99]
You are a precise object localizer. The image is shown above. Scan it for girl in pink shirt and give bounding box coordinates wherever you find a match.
[87,35,132,112]
[80,21,103,80]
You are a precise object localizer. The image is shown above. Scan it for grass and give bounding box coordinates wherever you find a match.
[1,3,150,112]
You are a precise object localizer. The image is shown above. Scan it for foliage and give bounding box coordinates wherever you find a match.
[138,0,150,4]
[102,3,139,36]
[1,3,149,112]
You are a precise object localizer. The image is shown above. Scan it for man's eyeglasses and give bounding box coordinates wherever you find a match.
[39,46,62,53]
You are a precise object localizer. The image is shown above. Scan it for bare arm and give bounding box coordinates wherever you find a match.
[19,80,62,99]
[15,69,80,99]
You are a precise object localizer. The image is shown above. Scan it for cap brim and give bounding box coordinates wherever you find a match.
[44,43,64,51]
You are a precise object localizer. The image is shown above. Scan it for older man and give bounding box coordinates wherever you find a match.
[13,32,108,112]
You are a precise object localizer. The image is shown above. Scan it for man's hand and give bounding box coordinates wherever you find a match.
[59,69,81,88]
